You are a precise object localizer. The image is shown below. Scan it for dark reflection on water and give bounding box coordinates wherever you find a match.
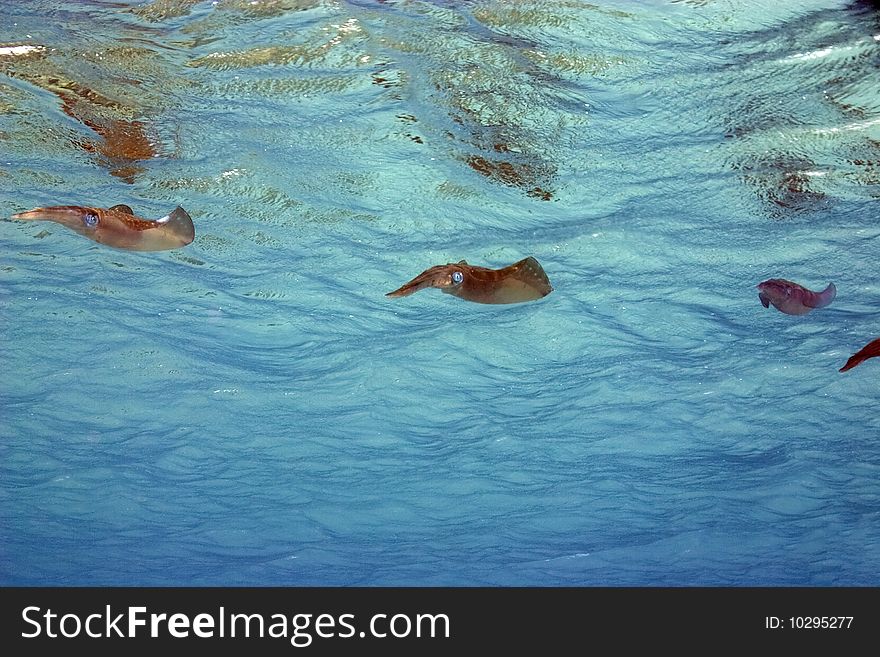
[1,0,581,199]
[0,10,183,184]
[719,0,880,218]
[2,0,878,212]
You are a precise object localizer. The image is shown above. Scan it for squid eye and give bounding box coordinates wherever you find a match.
[451,271,464,285]
[83,212,99,228]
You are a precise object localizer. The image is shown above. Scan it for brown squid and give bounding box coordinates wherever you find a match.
[387,257,553,304]
[839,337,880,372]
[757,278,836,315]
[11,204,194,251]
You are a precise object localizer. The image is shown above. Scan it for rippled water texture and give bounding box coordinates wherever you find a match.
[1,0,878,585]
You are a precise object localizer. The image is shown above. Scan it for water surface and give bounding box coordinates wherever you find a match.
[1,0,878,585]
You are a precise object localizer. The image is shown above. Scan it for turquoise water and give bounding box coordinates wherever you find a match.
[1,0,878,585]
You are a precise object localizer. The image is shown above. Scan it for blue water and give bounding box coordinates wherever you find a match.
[1,0,878,585]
